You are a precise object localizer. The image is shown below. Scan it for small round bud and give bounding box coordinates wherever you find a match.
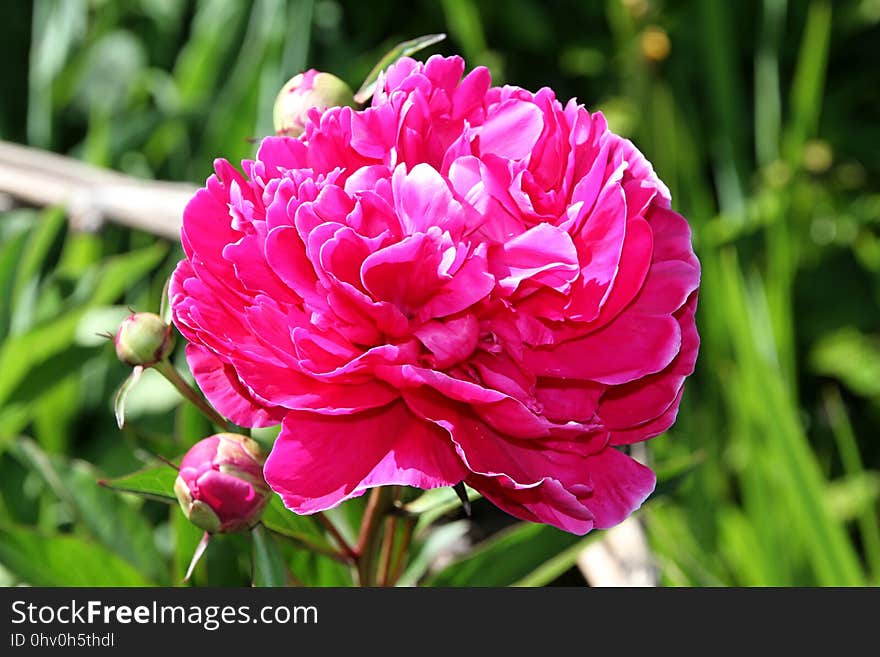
[273,69,355,137]
[114,312,175,367]
[174,433,272,533]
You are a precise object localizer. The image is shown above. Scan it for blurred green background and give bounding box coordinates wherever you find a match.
[0,0,878,586]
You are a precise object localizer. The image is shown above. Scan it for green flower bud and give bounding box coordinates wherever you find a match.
[273,69,355,137]
[114,312,175,367]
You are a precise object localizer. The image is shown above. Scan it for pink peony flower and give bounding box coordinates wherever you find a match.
[170,56,700,535]
[174,433,271,533]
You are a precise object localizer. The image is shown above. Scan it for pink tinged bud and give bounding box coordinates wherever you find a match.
[174,433,272,533]
[272,69,355,137]
[114,312,175,367]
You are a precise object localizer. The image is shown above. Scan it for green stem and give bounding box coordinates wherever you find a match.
[388,516,415,586]
[377,515,397,586]
[268,528,351,565]
[356,486,394,586]
[154,359,228,429]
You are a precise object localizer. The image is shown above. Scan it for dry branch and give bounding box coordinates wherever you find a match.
[0,139,196,240]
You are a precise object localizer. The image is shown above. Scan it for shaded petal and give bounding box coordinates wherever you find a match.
[580,447,656,529]
[467,473,596,535]
[535,379,604,424]
[264,401,467,513]
[223,232,298,302]
[419,243,494,320]
[563,179,627,321]
[605,293,699,444]
[523,312,681,384]
[230,356,399,414]
[186,343,285,428]
[493,223,579,295]
[413,314,479,368]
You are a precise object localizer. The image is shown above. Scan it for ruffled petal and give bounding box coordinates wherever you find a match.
[264,401,467,513]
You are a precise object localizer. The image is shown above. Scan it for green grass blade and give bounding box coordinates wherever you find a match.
[783,0,832,165]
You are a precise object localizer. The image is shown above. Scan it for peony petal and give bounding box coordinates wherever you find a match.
[478,98,544,160]
[524,311,681,385]
[468,473,596,535]
[265,225,325,307]
[605,293,699,443]
[452,66,491,120]
[585,216,653,329]
[264,401,467,513]
[581,447,656,529]
[360,230,447,312]
[413,314,479,368]
[493,223,579,294]
[196,469,260,519]
[391,162,460,235]
[419,243,495,320]
[534,379,605,424]
[230,355,398,414]
[186,343,285,428]
[563,178,627,322]
[646,205,701,271]
[254,136,308,180]
[223,233,298,303]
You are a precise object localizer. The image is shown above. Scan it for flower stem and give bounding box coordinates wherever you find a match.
[269,529,351,564]
[355,486,394,586]
[377,515,397,586]
[388,517,415,586]
[315,512,358,562]
[154,359,228,429]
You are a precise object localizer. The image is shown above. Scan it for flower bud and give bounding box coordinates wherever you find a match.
[273,69,355,137]
[114,312,175,367]
[174,433,271,533]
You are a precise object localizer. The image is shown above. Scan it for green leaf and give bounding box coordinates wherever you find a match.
[426,522,581,587]
[114,365,143,429]
[283,543,353,586]
[353,33,446,104]
[0,216,31,338]
[74,305,130,347]
[811,328,880,399]
[0,242,168,413]
[172,507,205,585]
[511,534,598,587]
[90,242,169,305]
[406,483,481,532]
[261,494,332,547]
[823,387,880,579]
[398,519,470,587]
[251,524,288,586]
[121,366,184,420]
[99,462,178,502]
[0,524,154,586]
[159,275,173,324]
[15,439,167,583]
[250,423,281,450]
[175,400,212,448]
[783,0,833,164]
[12,207,66,310]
